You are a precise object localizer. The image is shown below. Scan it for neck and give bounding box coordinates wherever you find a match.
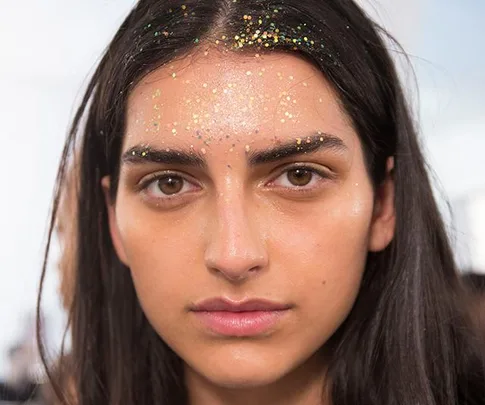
[185,354,330,405]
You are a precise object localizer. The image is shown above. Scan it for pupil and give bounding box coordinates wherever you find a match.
[158,177,183,195]
[288,169,312,186]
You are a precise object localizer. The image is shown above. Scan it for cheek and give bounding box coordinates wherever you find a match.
[271,191,374,267]
[113,201,205,315]
[268,190,374,307]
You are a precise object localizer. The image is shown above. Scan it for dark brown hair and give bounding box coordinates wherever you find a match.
[38,1,485,404]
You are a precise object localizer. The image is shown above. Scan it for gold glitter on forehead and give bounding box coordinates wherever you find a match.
[127,6,338,152]
[152,89,161,99]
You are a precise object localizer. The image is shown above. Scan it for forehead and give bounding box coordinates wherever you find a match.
[124,51,355,150]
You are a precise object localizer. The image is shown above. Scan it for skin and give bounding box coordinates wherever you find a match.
[103,50,395,405]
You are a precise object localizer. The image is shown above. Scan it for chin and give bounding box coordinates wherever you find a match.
[204,367,286,389]
[186,348,293,389]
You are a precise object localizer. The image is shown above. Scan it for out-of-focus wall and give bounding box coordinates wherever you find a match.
[0,0,137,379]
[453,192,485,272]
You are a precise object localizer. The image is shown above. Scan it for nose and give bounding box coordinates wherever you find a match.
[204,195,268,283]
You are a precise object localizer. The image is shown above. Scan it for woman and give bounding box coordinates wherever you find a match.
[37,0,485,404]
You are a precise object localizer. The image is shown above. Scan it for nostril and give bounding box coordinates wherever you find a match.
[206,262,266,283]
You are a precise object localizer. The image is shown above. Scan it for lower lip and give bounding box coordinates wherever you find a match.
[193,310,288,337]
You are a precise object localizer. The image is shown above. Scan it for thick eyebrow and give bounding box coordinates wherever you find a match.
[121,146,207,168]
[247,132,348,165]
[121,132,347,169]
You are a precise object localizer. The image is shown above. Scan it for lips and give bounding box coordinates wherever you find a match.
[191,298,291,337]
[192,298,291,312]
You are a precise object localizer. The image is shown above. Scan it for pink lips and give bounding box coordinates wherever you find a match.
[191,298,291,337]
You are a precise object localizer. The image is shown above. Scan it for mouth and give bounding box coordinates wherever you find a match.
[190,298,292,337]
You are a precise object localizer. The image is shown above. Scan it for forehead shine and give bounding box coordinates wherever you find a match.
[124,51,352,156]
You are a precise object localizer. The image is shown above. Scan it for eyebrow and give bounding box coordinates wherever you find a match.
[122,146,207,168]
[247,133,348,165]
[121,132,348,168]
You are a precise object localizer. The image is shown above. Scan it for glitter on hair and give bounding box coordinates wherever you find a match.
[226,10,324,56]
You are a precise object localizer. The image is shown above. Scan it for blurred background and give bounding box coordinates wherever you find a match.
[0,0,484,399]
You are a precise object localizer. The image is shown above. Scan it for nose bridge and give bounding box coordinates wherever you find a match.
[204,183,268,281]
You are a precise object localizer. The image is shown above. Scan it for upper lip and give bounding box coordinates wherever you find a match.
[191,298,291,312]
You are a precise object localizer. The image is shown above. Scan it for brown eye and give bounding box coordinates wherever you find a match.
[157,176,184,195]
[286,169,313,186]
[141,172,200,203]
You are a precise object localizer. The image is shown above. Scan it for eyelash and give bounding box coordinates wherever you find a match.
[138,164,332,204]
[267,163,332,192]
[138,171,200,204]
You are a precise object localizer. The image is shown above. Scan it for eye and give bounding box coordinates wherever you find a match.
[155,176,184,195]
[269,165,330,190]
[286,168,313,186]
[141,173,199,200]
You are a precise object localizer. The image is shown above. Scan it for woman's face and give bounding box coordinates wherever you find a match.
[104,51,395,390]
